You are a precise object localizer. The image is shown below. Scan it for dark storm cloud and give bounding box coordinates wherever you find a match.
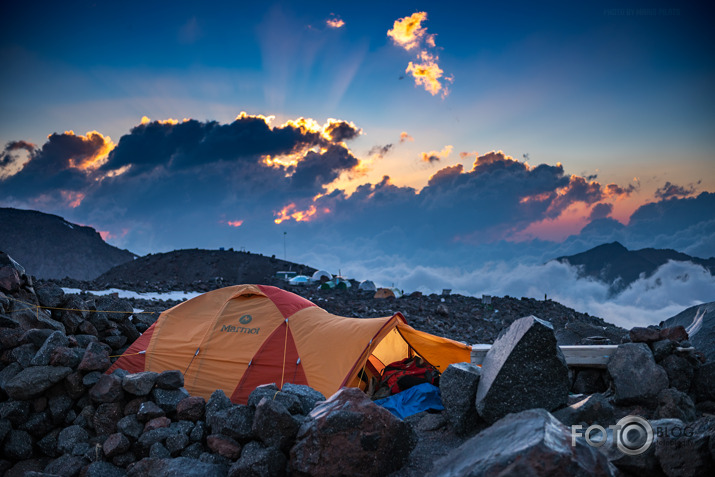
[589,202,613,220]
[323,119,361,142]
[289,144,359,192]
[0,140,36,172]
[654,181,697,200]
[605,183,637,198]
[368,144,393,158]
[546,175,604,218]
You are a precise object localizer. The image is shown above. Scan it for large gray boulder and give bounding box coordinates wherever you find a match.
[427,408,614,477]
[127,457,228,477]
[475,316,569,423]
[4,366,72,400]
[290,387,416,477]
[439,362,481,435]
[607,343,669,405]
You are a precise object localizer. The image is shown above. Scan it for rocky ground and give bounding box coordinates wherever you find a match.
[2,251,715,476]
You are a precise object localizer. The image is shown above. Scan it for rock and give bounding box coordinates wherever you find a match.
[94,295,133,323]
[659,354,695,392]
[127,457,228,477]
[117,414,144,440]
[439,362,481,435]
[655,388,697,422]
[84,461,126,477]
[49,346,81,368]
[57,425,90,454]
[475,316,569,423]
[0,259,22,293]
[83,371,103,387]
[206,434,242,459]
[630,327,661,343]
[571,369,608,394]
[190,421,207,443]
[652,339,678,362]
[151,387,190,414]
[144,416,172,432]
[150,442,171,458]
[1,400,31,426]
[436,304,449,317]
[290,387,416,477]
[4,366,72,400]
[58,295,88,334]
[3,429,34,460]
[165,432,190,456]
[427,408,614,477]
[135,427,176,457]
[248,384,302,415]
[78,342,111,372]
[252,397,300,452]
[137,401,166,422]
[552,393,615,427]
[0,362,22,397]
[21,410,54,438]
[177,396,206,422]
[89,374,125,403]
[93,402,124,435]
[44,454,84,476]
[692,362,715,403]
[281,383,325,415]
[607,343,669,405]
[122,372,158,396]
[103,432,131,458]
[205,389,233,423]
[10,342,37,367]
[156,370,184,390]
[659,326,688,342]
[655,416,715,477]
[229,441,286,477]
[208,405,254,442]
[30,330,69,366]
[35,282,65,308]
[48,395,74,425]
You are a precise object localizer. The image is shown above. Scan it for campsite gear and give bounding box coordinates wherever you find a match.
[107,284,471,404]
[379,357,440,394]
[359,280,377,292]
[374,382,444,419]
[311,270,332,283]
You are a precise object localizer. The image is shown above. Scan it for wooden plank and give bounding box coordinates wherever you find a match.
[470,344,619,368]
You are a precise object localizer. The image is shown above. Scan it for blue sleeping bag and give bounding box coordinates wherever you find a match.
[374,382,444,419]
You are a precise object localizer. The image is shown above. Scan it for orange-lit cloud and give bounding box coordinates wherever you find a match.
[387,12,428,50]
[98,228,129,241]
[421,145,453,163]
[406,51,450,96]
[400,132,414,143]
[140,116,191,126]
[63,131,115,171]
[60,190,86,208]
[274,203,330,224]
[227,220,243,227]
[326,15,345,28]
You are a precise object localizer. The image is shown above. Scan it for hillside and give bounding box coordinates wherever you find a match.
[556,241,715,293]
[89,248,318,292]
[0,207,136,280]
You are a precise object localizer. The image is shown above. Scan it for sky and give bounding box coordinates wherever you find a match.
[1,1,714,326]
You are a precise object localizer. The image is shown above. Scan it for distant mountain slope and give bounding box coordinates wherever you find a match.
[92,248,318,291]
[664,301,715,362]
[555,241,715,292]
[0,208,136,280]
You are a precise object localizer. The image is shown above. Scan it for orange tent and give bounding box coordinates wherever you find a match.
[107,284,471,403]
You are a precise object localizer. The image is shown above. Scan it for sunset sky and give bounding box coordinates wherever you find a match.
[1,1,713,320]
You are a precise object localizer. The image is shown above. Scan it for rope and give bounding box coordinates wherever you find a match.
[5,296,159,314]
[108,350,146,358]
[279,318,288,389]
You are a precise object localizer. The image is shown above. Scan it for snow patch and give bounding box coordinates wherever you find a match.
[62,287,201,302]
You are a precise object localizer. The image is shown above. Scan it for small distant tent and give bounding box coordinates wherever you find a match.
[334,277,351,290]
[107,285,471,404]
[359,280,377,292]
[288,275,310,286]
[311,270,333,283]
[319,280,336,290]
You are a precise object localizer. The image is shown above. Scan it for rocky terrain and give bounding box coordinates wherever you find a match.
[0,208,136,280]
[556,241,715,294]
[2,251,715,476]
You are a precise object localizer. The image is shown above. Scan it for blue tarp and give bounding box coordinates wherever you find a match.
[374,383,444,419]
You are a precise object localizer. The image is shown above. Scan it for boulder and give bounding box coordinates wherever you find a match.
[44,454,84,476]
[655,415,715,477]
[34,282,65,309]
[78,342,111,372]
[84,461,126,477]
[94,294,133,323]
[205,389,233,423]
[252,397,301,452]
[290,387,416,477]
[652,339,678,362]
[165,432,190,456]
[177,396,206,422]
[208,404,254,442]
[659,354,694,392]
[127,457,228,477]
[93,402,124,435]
[607,343,669,405]
[103,432,131,458]
[630,327,661,343]
[692,362,715,403]
[552,393,615,427]
[151,387,190,413]
[281,383,325,415]
[89,374,125,403]
[475,316,569,423]
[439,362,481,435]
[3,429,34,460]
[572,369,608,394]
[156,370,184,390]
[248,384,302,414]
[206,434,242,459]
[659,326,688,342]
[427,408,614,477]
[229,441,286,477]
[123,371,159,396]
[57,425,90,454]
[137,401,166,422]
[4,366,72,400]
[117,414,144,440]
[30,330,69,366]
[655,388,697,422]
[144,416,172,432]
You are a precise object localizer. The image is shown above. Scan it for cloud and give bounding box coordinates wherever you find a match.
[420,145,453,164]
[655,181,697,200]
[0,140,37,179]
[400,132,414,143]
[589,202,613,220]
[368,144,393,158]
[326,14,345,29]
[406,51,450,96]
[387,12,428,51]
[323,118,361,142]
